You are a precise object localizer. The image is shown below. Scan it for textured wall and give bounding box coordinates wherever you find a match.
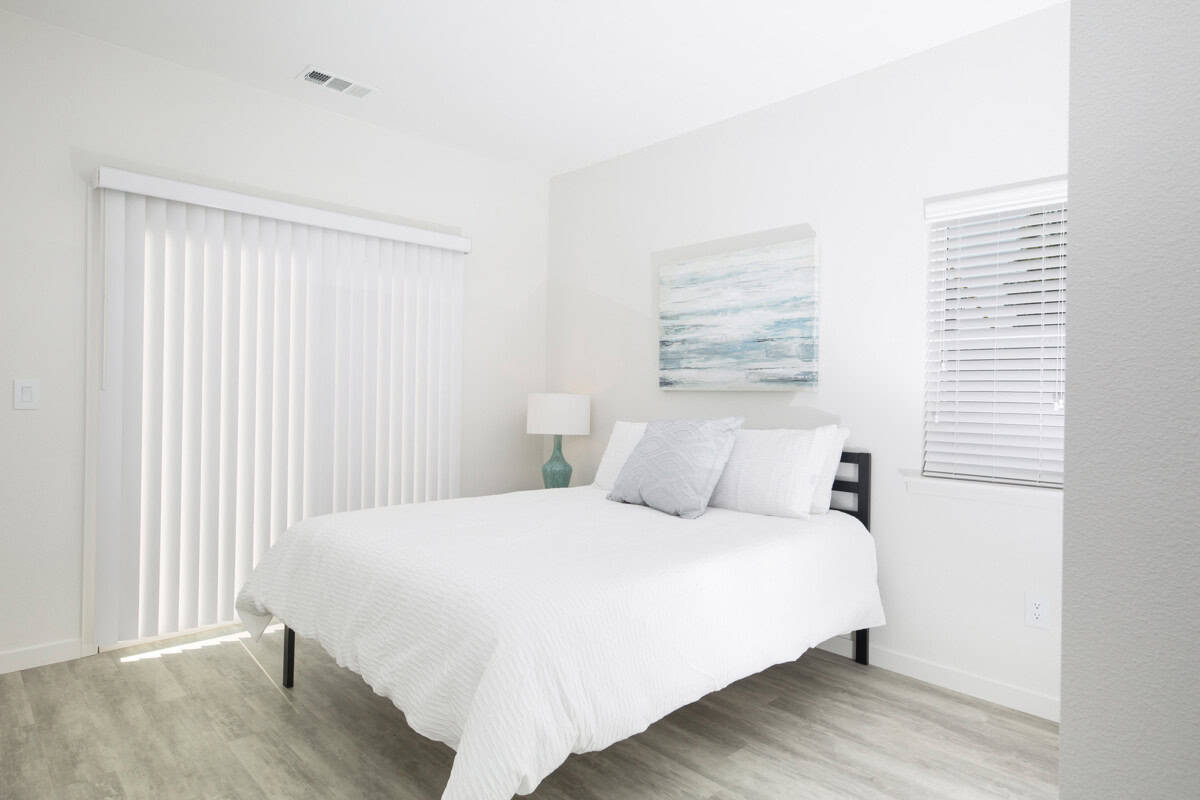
[1061,0,1200,795]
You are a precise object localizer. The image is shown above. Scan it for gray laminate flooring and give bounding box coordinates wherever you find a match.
[1,627,1057,799]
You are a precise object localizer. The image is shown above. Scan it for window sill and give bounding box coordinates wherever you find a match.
[900,469,1063,510]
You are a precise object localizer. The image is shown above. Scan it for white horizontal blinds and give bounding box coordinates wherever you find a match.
[925,189,1067,488]
[97,189,464,645]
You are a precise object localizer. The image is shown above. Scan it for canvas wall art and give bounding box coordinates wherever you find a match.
[657,227,817,390]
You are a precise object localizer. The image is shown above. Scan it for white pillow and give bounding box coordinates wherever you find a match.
[709,425,839,519]
[810,426,851,514]
[593,421,647,490]
[608,417,743,519]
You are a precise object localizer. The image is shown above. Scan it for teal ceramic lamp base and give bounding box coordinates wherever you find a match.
[542,434,573,488]
[527,393,589,488]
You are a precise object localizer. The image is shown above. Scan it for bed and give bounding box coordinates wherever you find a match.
[236,451,883,800]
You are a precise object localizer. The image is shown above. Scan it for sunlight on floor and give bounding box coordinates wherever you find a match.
[119,623,283,663]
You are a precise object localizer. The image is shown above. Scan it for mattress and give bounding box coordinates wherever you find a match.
[236,485,885,800]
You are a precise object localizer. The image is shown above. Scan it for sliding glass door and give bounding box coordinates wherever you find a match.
[94,186,463,645]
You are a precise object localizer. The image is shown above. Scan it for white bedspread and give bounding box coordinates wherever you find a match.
[236,486,884,800]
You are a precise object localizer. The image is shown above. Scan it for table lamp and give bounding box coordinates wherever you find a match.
[527,393,590,488]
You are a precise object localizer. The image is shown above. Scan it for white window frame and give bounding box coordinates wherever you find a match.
[923,176,1068,489]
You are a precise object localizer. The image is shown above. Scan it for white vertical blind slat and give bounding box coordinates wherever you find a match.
[117,194,147,643]
[305,228,335,519]
[215,211,241,623]
[139,198,166,639]
[346,235,364,511]
[387,244,403,505]
[179,203,205,632]
[300,226,321,520]
[924,188,1067,489]
[234,214,259,603]
[252,218,275,566]
[268,221,292,549]
[427,251,439,503]
[401,244,417,505]
[448,256,464,499]
[435,249,450,499]
[160,201,187,632]
[286,225,307,531]
[375,241,393,507]
[416,248,431,502]
[361,237,380,510]
[94,188,466,646]
[197,207,224,627]
[96,191,126,646]
[331,232,348,513]
[435,253,448,499]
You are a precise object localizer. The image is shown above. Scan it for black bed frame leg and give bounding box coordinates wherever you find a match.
[854,628,869,666]
[282,626,295,688]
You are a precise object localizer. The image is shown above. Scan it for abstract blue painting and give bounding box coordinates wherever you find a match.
[658,234,817,390]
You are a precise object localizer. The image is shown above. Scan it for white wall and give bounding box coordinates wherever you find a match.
[0,11,548,672]
[1062,0,1200,795]
[547,6,1069,719]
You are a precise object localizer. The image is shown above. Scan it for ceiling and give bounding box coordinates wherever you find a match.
[2,0,1063,174]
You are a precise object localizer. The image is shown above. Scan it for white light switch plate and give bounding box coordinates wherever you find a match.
[13,378,40,410]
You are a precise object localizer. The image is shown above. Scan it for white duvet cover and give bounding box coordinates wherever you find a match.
[236,486,885,800]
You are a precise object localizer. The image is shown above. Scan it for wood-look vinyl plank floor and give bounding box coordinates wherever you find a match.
[1,628,1057,799]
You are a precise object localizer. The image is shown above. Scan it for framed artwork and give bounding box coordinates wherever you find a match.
[656,225,817,390]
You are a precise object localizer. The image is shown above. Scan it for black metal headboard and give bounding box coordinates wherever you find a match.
[833,451,871,530]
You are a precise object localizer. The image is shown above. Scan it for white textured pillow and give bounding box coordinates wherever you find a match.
[810,426,851,514]
[593,421,648,490]
[608,418,743,518]
[709,425,840,519]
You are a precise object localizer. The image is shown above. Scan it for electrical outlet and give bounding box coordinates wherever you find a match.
[1025,592,1052,630]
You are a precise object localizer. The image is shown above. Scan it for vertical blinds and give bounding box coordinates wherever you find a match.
[925,186,1067,488]
[95,188,464,646]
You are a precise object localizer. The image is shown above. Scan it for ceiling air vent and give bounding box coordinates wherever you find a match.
[298,66,374,99]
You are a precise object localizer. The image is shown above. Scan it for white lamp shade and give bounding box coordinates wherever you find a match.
[527,393,590,436]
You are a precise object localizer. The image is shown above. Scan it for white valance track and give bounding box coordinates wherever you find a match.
[95,168,471,253]
[95,176,465,646]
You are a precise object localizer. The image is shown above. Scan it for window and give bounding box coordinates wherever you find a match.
[94,169,466,645]
[924,178,1066,488]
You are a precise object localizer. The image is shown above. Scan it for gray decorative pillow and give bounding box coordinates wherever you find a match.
[607,417,744,518]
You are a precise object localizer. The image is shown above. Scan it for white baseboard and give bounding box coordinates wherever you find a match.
[817,637,1060,722]
[0,638,83,675]
[820,633,855,659]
